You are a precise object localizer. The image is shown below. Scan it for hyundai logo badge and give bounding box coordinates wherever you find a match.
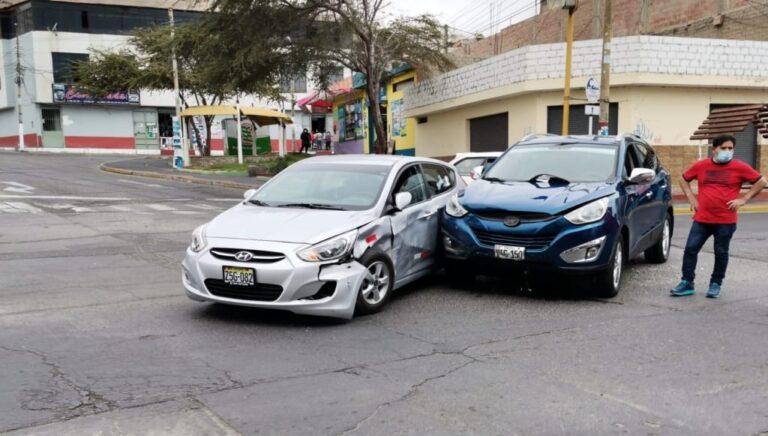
[234,251,254,262]
[503,216,521,227]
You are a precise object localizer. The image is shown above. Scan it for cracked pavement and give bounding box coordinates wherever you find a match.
[2,153,768,435]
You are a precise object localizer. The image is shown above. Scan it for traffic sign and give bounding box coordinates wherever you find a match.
[586,78,600,103]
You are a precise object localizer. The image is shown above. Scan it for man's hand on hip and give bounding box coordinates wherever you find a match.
[727,198,747,211]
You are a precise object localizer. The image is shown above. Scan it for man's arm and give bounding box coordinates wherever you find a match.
[679,175,698,212]
[728,176,768,211]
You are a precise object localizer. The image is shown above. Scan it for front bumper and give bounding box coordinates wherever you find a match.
[182,238,366,320]
[441,213,620,273]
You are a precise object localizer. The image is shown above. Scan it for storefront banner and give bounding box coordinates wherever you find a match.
[52,84,140,105]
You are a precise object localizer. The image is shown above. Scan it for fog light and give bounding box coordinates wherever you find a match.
[442,235,463,255]
[560,236,606,263]
[182,267,197,287]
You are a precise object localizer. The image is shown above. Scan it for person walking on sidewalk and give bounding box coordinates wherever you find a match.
[670,134,767,298]
[300,128,311,154]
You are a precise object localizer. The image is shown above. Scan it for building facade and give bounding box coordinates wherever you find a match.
[0,0,322,155]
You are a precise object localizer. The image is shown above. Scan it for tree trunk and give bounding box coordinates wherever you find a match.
[366,81,387,154]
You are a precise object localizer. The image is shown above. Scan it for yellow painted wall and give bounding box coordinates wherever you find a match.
[387,71,417,152]
[413,86,768,158]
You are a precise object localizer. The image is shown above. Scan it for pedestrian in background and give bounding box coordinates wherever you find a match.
[324,130,332,150]
[300,128,311,154]
[670,134,767,298]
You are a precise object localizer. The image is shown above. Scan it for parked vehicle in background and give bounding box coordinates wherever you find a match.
[450,152,503,184]
[182,155,461,320]
[441,134,673,297]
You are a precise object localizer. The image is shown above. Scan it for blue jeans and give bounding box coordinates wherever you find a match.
[681,222,737,285]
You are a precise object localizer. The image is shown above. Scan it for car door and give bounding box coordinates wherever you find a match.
[420,163,458,271]
[635,141,669,234]
[389,165,433,280]
[622,143,652,252]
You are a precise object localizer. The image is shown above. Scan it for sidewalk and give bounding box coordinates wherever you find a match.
[102,156,768,213]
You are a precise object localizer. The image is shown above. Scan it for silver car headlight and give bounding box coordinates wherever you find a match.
[564,198,609,225]
[446,193,468,218]
[297,229,357,262]
[189,224,208,253]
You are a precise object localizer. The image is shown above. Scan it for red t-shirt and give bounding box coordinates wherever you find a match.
[683,158,762,224]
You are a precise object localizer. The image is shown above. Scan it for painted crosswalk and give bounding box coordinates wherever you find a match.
[0,200,234,216]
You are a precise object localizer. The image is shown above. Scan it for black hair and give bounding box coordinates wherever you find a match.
[712,134,736,148]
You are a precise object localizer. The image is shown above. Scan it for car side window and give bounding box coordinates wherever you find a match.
[623,144,640,179]
[393,166,427,206]
[636,142,658,170]
[422,164,455,197]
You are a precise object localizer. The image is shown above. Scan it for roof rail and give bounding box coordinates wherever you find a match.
[518,133,558,142]
[617,132,642,140]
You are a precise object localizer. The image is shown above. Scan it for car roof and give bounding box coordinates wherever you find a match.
[452,152,503,159]
[296,154,451,167]
[516,135,622,147]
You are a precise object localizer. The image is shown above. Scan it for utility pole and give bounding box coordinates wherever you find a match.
[15,22,24,152]
[598,0,612,136]
[288,78,294,157]
[169,7,188,166]
[561,4,576,135]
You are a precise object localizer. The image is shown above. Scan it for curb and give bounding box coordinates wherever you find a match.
[99,163,255,190]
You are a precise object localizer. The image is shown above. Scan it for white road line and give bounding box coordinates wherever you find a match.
[109,205,133,212]
[0,202,24,213]
[0,195,132,201]
[187,204,220,210]
[5,202,43,213]
[118,179,167,189]
[171,210,203,215]
[207,198,242,202]
[146,204,177,211]
[1,181,36,193]
[71,206,95,213]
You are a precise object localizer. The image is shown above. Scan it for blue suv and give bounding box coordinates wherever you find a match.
[442,134,673,297]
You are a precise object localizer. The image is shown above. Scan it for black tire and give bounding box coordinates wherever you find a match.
[354,251,395,316]
[645,213,672,264]
[594,237,625,298]
[443,259,476,284]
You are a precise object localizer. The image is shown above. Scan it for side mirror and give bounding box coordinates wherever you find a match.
[243,188,258,200]
[470,165,484,180]
[394,192,413,211]
[629,168,654,185]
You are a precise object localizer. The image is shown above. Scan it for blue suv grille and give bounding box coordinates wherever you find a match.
[471,228,555,249]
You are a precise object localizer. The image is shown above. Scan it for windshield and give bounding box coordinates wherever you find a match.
[484,143,617,183]
[454,157,490,176]
[252,163,391,211]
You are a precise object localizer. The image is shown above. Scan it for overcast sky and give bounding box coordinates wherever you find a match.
[386,0,539,37]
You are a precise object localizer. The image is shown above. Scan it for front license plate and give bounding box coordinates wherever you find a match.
[223,266,255,286]
[494,244,525,261]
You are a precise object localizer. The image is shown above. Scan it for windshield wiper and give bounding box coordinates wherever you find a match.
[276,203,347,211]
[482,176,507,183]
[528,174,570,185]
[247,199,272,207]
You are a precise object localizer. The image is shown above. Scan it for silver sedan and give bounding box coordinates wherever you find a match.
[182,155,462,320]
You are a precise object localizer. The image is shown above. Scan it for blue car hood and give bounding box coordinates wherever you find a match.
[461,180,616,214]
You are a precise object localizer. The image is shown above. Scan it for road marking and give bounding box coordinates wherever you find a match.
[1,181,35,193]
[207,198,242,202]
[109,205,133,212]
[187,204,220,210]
[3,202,43,213]
[0,195,131,201]
[118,179,167,189]
[146,204,177,211]
[171,210,203,215]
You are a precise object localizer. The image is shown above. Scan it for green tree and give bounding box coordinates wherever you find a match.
[75,22,282,156]
[211,0,453,154]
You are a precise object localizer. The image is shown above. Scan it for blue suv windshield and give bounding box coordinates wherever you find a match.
[484,143,618,183]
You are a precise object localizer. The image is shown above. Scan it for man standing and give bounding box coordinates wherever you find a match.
[300,128,311,154]
[671,134,767,298]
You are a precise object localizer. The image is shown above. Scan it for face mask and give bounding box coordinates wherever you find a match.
[714,150,733,164]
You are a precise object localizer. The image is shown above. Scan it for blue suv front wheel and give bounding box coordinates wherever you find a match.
[594,236,625,298]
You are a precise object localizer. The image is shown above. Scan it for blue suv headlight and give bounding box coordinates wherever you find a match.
[564,197,609,225]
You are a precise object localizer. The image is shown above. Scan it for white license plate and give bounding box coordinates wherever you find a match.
[223,266,255,286]
[494,244,525,261]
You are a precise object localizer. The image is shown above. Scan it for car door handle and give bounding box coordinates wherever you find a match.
[420,210,438,219]
[660,184,668,189]
[645,191,653,198]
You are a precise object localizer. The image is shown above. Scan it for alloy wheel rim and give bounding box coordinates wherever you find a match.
[360,261,390,305]
[662,219,670,258]
[612,244,623,289]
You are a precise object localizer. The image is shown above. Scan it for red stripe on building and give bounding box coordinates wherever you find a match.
[270,139,302,153]
[0,134,41,147]
[210,138,224,151]
[65,137,135,148]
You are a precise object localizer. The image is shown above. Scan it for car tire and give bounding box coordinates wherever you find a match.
[443,259,476,283]
[644,213,672,264]
[354,251,395,316]
[594,237,625,298]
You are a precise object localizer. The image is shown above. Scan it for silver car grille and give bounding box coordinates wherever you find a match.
[209,248,286,263]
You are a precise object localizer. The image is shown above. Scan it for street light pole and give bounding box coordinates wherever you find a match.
[598,0,612,136]
[15,22,24,152]
[169,6,188,166]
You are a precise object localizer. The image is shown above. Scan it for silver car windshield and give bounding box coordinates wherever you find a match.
[484,143,617,183]
[253,163,391,211]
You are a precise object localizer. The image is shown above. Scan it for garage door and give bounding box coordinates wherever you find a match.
[547,103,619,136]
[469,112,508,152]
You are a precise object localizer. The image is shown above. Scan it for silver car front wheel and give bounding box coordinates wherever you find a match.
[355,252,394,315]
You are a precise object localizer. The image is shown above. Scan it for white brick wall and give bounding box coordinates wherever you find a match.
[406,36,768,110]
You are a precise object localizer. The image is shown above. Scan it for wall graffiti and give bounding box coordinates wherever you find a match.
[634,119,661,143]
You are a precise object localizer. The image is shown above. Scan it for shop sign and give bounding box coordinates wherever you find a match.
[52,84,140,105]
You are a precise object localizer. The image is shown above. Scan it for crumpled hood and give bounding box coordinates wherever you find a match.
[205,204,377,244]
[461,180,616,214]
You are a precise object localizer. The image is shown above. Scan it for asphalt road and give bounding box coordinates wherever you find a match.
[1,152,767,435]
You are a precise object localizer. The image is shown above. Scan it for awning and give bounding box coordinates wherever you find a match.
[691,104,768,140]
[180,105,293,126]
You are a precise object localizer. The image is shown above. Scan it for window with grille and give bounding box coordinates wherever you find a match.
[42,109,62,132]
